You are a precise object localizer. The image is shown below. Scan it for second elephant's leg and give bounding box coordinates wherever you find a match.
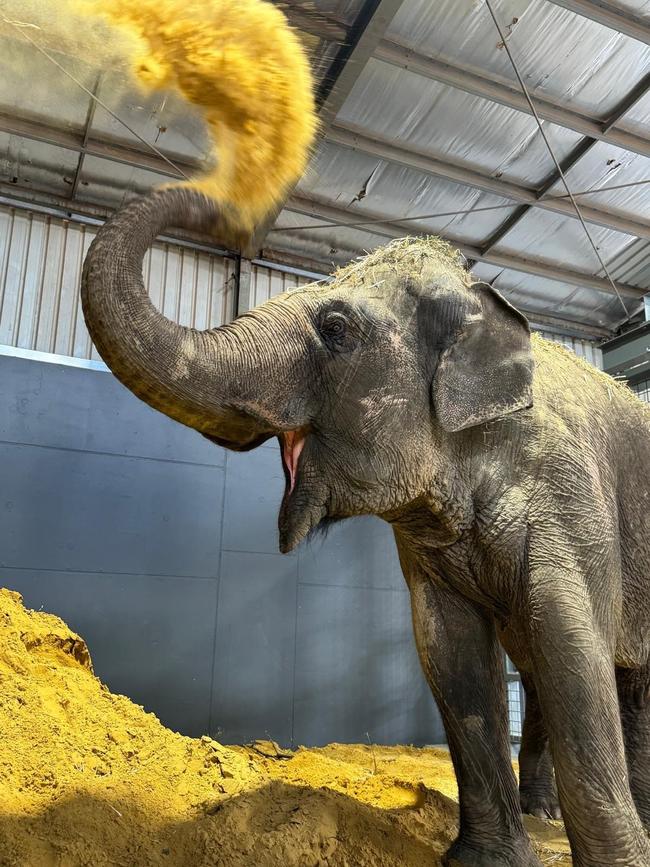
[406,569,540,867]
[518,672,560,819]
[617,664,650,831]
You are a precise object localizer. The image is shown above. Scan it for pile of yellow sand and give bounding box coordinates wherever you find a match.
[0,588,570,866]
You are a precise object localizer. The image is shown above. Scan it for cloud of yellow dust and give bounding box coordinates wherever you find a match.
[78,0,317,231]
[3,0,317,233]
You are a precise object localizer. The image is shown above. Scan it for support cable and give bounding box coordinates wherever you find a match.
[483,0,628,317]
[1,15,191,182]
[270,176,650,233]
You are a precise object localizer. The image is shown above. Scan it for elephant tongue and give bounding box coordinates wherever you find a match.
[282,430,306,494]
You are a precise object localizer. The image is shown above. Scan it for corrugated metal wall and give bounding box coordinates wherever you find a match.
[0,205,242,361]
[536,330,604,369]
[0,203,604,368]
[249,264,315,307]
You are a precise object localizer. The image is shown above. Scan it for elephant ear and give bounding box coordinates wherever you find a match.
[432,282,534,433]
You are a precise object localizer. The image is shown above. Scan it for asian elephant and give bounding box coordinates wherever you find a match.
[81,187,650,867]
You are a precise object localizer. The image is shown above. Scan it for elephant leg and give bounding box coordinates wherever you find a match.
[528,570,650,867]
[518,672,560,819]
[617,664,650,830]
[405,569,540,867]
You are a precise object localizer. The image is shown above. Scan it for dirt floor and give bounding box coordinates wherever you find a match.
[0,587,571,866]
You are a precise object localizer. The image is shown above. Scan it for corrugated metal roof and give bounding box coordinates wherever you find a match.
[607,236,650,287]
[0,135,80,198]
[388,0,650,118]
[490,209,634,272]
[546,140,650,217]
[297,139,521,241]
[0,0,648,338]
[337,57,584,186]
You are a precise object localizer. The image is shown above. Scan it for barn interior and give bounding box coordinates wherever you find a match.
[0,1,649,864]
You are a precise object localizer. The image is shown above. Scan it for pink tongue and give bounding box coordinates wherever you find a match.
[283,430,305,493]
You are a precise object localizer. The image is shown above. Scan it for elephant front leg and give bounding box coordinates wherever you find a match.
[528,570,650,867]
[518,672,560,819]
[406,573,540,867]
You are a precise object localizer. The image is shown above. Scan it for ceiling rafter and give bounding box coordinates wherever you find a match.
[481,67,650,252]
[0,112,200,178]
[287,0,650,52]
[0,185,237,257]
[373,41,650,159]
[326,123,650,240]
[547,0,650,45]
[245,0,408,257]
[69,74,102,200]
[277,0,349,42]
[282,194,646,299]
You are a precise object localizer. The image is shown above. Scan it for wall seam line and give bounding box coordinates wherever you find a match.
[0,437,225,470]
[207,449,230,736]
[290,555,300,749]
[1,565,221,581]
[297,580,407,592]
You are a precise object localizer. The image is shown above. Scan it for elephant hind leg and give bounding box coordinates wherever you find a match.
[617,664,650,830]
[518,672,561,820]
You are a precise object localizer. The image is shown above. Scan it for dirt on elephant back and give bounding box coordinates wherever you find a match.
[0,588,571,866]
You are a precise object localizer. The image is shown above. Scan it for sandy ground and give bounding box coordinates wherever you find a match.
[0,588,571,866]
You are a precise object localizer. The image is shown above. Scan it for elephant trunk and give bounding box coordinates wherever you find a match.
[81,187,283,449]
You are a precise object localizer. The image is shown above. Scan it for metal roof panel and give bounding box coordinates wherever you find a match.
[337,57,583,186]
[386,0,650,119]
[491,206,636,274]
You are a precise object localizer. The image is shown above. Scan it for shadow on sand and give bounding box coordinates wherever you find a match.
[0,778,571,867]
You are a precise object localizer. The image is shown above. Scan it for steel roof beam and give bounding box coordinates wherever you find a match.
[481,68,650,252]
[0,185,238,258]
[547,0,650,45]
[278,1,349,42]
[285,2,650,69]
[69,74,102,201]
[327,124,650,240]
[284,194,646,299]
[314,0,406,126]
[245,0,406,255]
[0,112,201,179]
[373,41,650,159]
[523,311,610,340]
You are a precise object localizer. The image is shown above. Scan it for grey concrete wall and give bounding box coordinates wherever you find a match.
[0,353,444,746]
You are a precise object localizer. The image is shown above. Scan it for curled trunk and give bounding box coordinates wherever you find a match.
[82,188,271,449]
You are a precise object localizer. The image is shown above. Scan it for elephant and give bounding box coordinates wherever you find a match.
[81,187,650,867]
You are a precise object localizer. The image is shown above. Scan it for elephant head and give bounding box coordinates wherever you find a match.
[82,188,534,552]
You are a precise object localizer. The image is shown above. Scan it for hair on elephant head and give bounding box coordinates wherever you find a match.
[82,188,534,552]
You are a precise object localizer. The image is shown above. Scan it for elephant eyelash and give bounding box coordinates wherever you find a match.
[318,312,349,346]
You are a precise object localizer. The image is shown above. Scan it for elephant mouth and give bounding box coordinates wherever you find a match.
[281,428,308,494]
[278,427,327,553]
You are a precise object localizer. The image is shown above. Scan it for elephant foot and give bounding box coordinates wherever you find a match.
[443,836,542,867]
[519,783,562,820]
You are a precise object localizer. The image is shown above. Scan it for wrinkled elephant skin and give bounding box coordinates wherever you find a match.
[82,189,650,867]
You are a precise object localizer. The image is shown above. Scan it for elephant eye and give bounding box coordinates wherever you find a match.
[319,312,348,346]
